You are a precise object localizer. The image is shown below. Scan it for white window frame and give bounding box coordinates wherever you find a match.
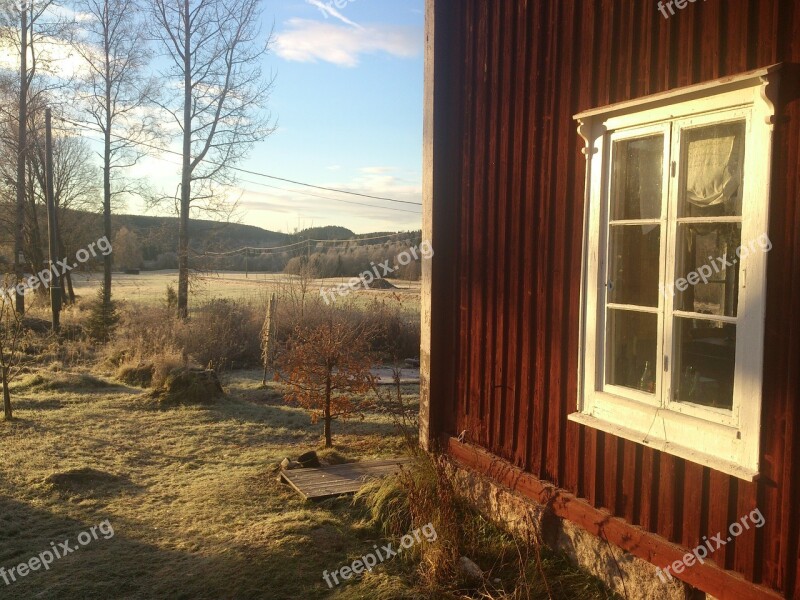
[570,65,782,481]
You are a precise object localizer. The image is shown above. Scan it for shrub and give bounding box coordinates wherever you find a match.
[365,297,421,361]
[106,298,261,374]
[165,284,178,311]
[104,304,177,368]
[85,285,120,343]
[173,299,262,370]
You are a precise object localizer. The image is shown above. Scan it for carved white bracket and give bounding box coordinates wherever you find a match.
[577,119,597,156]
[759,70,782,128]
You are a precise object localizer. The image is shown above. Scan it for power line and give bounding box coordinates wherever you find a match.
[236,177,421,215]
[52,120,421,215]
[55,116,423,208]
[196,231,421,257]
[234,168,421,206]
[76,134,421,215]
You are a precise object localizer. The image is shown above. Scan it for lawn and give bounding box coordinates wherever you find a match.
[0,368,416,599]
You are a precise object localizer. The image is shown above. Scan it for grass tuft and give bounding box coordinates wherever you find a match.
[116,362,155,387]
[317,448,355,465]
[354,450,621,599]
[150,367,225,406]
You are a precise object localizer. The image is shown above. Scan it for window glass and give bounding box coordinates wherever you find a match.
[672,318,736,410]
[606,309,658,393]
[611,135,663,221]
[674,223,741,317]
[608,225,661,307]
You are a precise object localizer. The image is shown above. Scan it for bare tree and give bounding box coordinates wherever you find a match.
[0,91,100,302]
[0,276,33,421]
[74,0,155,312]
[150,0,275,318]
[0,0,72,314]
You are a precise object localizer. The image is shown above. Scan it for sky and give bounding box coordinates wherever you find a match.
[137,0,425,235]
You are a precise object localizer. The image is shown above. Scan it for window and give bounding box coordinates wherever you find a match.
[570,65,781,480]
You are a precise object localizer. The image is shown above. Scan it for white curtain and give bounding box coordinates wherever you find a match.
[685,126,744,211]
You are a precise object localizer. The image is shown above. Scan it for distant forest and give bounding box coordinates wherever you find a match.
[0,207,423,281]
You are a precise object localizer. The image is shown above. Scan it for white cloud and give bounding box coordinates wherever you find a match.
[274,19,421,67]
[305,0,361,28]
[0,35,89,80]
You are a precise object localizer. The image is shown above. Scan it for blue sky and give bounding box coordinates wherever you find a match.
[1,0,424,235]
[215,0,424,234]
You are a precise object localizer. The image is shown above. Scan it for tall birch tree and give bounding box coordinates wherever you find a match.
[150,0,274,318]
[75,0,155,312]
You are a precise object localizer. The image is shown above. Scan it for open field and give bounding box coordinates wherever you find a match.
[68,271,421,310]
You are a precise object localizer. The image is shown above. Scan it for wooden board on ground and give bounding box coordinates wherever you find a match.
[280,458,411,500]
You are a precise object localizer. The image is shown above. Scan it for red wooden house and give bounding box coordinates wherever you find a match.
[420,1,800,598]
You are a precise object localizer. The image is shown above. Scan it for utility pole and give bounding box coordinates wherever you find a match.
[44,109,61,332]
[15,5,28,315]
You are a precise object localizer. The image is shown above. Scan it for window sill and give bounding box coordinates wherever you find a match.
[567,411,759,481]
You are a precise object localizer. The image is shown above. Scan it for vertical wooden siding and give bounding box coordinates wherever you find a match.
[437,0,800,596]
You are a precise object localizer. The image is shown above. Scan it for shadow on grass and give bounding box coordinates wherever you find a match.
[207,397,407,442]
[0,494,358,600]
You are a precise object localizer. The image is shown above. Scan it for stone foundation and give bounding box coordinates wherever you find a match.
[448,461,710,600]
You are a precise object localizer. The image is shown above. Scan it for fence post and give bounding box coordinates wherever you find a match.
[261,293,277,385]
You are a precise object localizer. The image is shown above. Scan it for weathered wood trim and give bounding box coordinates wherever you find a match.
[573,63,782,120]
[446,436,784,600]
[420,0,459,451]
[419,0,435,451]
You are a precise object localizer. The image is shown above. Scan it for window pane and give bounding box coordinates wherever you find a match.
[611,135,663,221]
[606,309,658,393]
[673,318,735,410]
[608,224,661,307]
[674,223,741,317]
[680,121,746,218]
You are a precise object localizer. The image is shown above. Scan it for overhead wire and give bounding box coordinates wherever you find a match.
[54,115,423,209]
[195,231,421,257]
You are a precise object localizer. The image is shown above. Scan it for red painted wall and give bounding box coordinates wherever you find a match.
[430,0,800,597]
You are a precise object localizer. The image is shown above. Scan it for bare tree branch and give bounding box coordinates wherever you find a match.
[149,0,275,318]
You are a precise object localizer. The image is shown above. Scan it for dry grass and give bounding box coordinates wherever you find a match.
[353,451,621,600]
[0,368,412,600]
[0,283,614,600]
[68,270,421,310]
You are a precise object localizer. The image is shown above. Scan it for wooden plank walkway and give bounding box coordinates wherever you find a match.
[279,458,411,500]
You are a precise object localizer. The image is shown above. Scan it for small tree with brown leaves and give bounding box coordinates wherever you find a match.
[276,309,376,448]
